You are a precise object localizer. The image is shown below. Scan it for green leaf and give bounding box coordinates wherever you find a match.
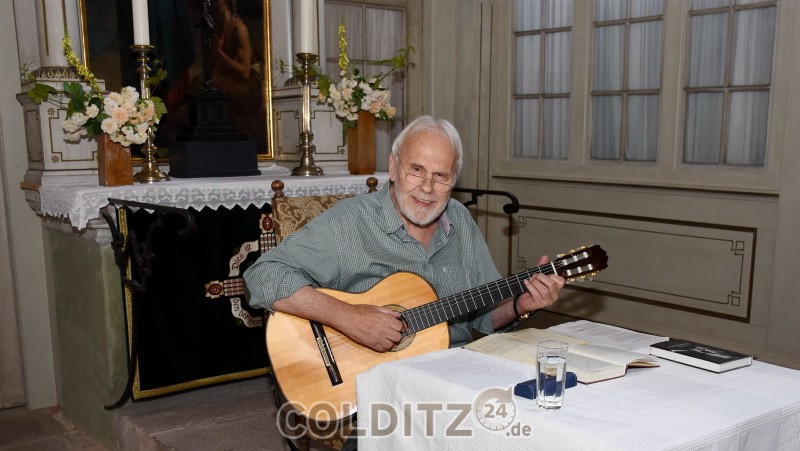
[146,68,168,89]
[27,83,57,104]
[67,97,85,116]
[150,96,168,120]
[62,81,85,97]
[317,76,331,96]
[85,120,103,136]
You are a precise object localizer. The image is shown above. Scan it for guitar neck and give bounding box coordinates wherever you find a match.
[400,262,557,335]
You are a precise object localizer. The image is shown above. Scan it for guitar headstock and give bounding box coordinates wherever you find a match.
[553,245,608,282]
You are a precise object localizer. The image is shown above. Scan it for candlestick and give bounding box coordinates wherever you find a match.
[291,53,324,176]
[295,0,317,54]
[132,0,150,45]
[131,44,168,183]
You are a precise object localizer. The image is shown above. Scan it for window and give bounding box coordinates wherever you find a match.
[502,0,783,191]
[591,0,663,162]
[684,0,775,166]
[513,0,573,159]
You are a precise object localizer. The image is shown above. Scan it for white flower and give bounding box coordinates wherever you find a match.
[85,104,99,118]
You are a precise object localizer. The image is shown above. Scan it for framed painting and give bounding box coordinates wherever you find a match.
[77,0,275,161]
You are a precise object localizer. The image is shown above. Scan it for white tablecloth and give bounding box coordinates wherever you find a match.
[38,171,389,230]
[356,347,800,450]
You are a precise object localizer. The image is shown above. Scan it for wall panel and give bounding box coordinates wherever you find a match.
[516,210,755,319]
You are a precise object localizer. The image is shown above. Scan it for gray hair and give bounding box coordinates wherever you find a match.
[391,115,463,180]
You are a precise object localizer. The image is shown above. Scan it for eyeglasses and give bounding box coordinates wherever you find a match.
[397,158,455,192]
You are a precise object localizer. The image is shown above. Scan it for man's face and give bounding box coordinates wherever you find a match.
[389,131,457,228]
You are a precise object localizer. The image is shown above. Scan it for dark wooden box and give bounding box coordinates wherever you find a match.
[169,140,261,178]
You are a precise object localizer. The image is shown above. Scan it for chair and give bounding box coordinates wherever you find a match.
[270,177,379,245]
[266,177,377,451]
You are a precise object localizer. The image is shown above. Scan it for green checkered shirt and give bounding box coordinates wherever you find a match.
[243,182,505,348]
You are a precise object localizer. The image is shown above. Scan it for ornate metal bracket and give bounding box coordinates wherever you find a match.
[100,198,197,410]
[102,198,197,293]
[452,187,520,214]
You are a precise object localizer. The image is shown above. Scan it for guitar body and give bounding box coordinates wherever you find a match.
[266,272,450,421]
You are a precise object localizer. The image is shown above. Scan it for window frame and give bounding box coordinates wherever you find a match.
[491,0,787,194]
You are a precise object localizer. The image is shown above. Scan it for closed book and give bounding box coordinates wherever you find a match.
[650,339,752,373]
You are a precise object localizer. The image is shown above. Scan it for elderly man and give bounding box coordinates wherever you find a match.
[243,115,564,351]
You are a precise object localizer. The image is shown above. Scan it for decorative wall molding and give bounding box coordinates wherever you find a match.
[516,209,755,320]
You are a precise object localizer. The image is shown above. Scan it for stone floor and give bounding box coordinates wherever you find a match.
[0,406,106,450]
[0,377,320,450]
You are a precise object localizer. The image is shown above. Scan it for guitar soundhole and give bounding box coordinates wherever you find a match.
[385,303,414,352]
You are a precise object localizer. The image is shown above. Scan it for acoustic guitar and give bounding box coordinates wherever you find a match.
[266,245,608,422]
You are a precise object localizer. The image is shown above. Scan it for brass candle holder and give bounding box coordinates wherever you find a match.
[291,52,324,176]
[131,44,169,183]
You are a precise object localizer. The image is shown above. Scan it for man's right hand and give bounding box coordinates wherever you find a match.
[272,286,404,353]
[337,304,403,352]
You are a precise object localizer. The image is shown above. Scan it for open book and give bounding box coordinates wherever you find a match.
[465,328,659,383]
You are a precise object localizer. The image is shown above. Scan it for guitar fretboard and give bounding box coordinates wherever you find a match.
[399,260,565,335]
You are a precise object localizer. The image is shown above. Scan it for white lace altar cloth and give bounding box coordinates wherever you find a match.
[39,172,389,230]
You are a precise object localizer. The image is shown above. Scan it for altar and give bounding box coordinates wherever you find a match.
[34,171,389,443]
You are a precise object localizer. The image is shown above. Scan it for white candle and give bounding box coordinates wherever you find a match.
[132,0,150,45]
[296,0,317,54]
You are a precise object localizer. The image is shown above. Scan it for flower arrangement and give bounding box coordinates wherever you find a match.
[316,22,412,134]
[25,36,167,147]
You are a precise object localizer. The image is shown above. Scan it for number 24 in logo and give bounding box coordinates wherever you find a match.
[473,387,517,431]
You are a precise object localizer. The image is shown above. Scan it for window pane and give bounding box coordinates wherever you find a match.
[544,98,570,159]
[628,20,663,90]
[366,8,404,61]
[515,99,540,157]
[688,13,728,87]
[627,94,659,161]
[594,25,625,91]
[692,0,729,10]
[545,31,572,93]
[516,0,542,30]
[591,96,622,159]
[685,92,724,163]
[546,0,573,28]
[631,0,663,18]
[517,35,541,94]
[596,0,626,22]
[326,5,365,62]
[387,77,404,117]
[731,7,776,86]
[726,91,768,165]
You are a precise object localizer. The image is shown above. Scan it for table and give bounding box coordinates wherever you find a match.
[356,347,800,450]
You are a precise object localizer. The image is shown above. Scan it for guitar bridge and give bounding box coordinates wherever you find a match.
[309,321,343,386]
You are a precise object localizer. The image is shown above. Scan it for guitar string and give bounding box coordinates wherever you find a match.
[401,261,564,334]
[317,263,552,360]
[318,261,564,352]
[307,250,598,357]
[402,249,600,332]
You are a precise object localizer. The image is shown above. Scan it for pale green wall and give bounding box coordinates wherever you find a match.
[44,226,128,447]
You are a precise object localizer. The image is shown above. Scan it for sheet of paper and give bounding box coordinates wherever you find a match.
[548,320,668,350]
[403,350,536,392]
